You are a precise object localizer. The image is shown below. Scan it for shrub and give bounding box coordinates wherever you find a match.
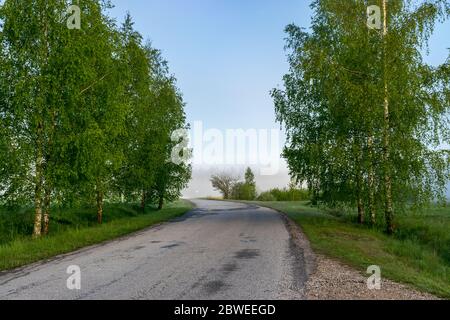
[257,191,277,201]
[232,183,257,201]
[257,188,310,202]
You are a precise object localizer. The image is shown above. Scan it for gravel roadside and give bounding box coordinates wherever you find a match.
[278,207,440,300]
[305,254,439,300]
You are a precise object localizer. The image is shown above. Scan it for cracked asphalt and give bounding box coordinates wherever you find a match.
[0,200,310,300]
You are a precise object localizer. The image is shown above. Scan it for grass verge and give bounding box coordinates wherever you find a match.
[246,201,449,299]
[0,200,193,272]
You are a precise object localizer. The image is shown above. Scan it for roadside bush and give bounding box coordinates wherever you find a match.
[257,191,277,202]
[232,182,257,201]
[257,188,310,202]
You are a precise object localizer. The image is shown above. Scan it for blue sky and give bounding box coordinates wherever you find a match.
[108,0,312,131]
[107,1,449,197]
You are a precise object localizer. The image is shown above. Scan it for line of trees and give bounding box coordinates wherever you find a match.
[210,168,309,201]
[0,1,191,238]
[210,168,256,201]
[272,0,450,233]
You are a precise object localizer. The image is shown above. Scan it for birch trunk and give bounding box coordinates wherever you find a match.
[158,196,164,211]
[357,186,365,224]
[356,147,365,224]
[33,4,49,238]
[42,185,51,235]
[97,190,104,224]
[382,0,394,234]
[141,190,146,212]
[32,122,44,238]
[368,136,376,225]
[33,156,43,238]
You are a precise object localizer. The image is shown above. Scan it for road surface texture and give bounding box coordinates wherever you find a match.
[0,200,314,300]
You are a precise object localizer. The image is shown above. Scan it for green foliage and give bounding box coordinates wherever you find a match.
[232,182,256,201]
[231,167,257,200]
[257,188,310,202]
[272,0,450,232]
[253,201,450,298]
[210,173,239,200]
[256,191,277,202]
[150,162,192,210]
[0,1,191,237]
[210,168,257,201]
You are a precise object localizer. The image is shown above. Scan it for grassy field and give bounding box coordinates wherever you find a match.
[247,201,450,298]
[0,200,194,271]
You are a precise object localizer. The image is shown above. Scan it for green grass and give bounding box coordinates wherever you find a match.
[246,201,450,299]
[0,200,193,271]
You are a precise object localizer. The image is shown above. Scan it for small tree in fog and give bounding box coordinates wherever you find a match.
[210,173,239,199]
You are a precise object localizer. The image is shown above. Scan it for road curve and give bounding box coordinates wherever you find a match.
[0,200,310,300]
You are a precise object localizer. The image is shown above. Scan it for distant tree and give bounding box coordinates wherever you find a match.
[232,183,257,201]
[228,167,257,201]
[243,167,257,200]
[231,182,243,200]
[210,173,239,200]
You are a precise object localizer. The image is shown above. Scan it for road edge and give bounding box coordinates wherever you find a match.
[0,200,196,277]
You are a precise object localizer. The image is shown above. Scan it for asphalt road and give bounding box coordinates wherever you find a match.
[0,200,310,300]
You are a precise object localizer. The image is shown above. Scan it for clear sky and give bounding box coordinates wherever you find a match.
[107,0,450,198]
[108,0,312,130]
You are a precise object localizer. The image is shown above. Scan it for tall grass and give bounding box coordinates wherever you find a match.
[0,203,158,244]
[0,200,193,271]
[249,200,450,298]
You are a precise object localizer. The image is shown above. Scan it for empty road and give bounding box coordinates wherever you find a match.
[0,200,312,300]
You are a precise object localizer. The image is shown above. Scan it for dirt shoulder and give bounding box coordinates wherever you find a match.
[306,254,439,300]
[279,205,439,300]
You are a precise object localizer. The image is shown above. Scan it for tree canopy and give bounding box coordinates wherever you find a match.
[0,1,191,237]
[272,0,450,233]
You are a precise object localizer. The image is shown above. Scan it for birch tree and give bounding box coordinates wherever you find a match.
[0,0,78,236]
[273,0,450,233]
